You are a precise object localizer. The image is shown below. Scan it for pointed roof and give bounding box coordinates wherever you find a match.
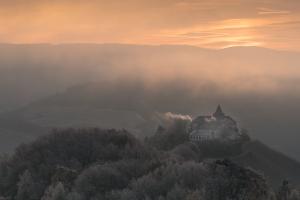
[213,105,225,118]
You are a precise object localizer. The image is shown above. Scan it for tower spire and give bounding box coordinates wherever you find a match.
[213,105,225,118]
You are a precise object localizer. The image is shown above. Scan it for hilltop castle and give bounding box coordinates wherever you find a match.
[189,105,241,142]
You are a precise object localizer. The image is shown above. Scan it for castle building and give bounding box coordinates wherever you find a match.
[189,105,241,142]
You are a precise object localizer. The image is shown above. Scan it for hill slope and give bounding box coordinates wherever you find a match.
[234,140,300,187]
[0,129,275,200]
[147,122,300,188]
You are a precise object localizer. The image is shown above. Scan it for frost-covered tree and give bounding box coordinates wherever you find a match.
[16,170,41,200]
[75,165,128,199]
[41,182,67,200]
[165,185,187,200]
[278,180,291,200]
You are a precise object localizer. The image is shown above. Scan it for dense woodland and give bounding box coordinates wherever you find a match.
[0,117,299,200]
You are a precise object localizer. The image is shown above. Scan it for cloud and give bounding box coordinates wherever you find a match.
[0,0,300,50]
[258,7,291,15]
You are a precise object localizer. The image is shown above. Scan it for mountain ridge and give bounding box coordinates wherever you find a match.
[0,43,299,53]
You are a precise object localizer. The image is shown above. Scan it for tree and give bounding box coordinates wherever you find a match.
[186,190,204,200]
[289,189,300,200]
[166,185,187,200]
[278,180,291,200]
[240,128,251,142]
[75,165,128,199]
[41,182,67,200]
[16,170,42,200]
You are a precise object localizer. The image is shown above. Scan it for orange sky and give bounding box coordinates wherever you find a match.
[1,0,300,51]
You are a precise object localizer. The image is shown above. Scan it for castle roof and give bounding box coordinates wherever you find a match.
[213,105,225,118]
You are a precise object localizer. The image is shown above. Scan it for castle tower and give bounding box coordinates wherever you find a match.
[213,105,225,119]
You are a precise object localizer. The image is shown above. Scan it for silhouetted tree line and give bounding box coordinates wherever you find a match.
[0,126,299,200]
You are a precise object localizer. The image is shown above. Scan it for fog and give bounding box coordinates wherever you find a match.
[0,44,300,160]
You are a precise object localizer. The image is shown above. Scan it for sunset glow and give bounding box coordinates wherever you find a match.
[0,0,300,50]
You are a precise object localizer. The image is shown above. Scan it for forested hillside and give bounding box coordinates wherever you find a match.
[0,122,299,200]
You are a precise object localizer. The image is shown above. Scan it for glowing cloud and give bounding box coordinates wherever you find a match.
[0,0,299,50]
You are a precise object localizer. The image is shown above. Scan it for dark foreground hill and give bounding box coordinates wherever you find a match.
[1,125,300,199]
[233,140,300,188]
[0,128,276,200]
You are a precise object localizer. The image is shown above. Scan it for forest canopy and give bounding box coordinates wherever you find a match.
[0,126,297,200]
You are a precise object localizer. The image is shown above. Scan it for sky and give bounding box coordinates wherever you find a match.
[1,0,300,51]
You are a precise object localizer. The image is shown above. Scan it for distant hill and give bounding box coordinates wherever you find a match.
[234,140,300,187]
[0,115,46,153]
[0,43,299,112]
